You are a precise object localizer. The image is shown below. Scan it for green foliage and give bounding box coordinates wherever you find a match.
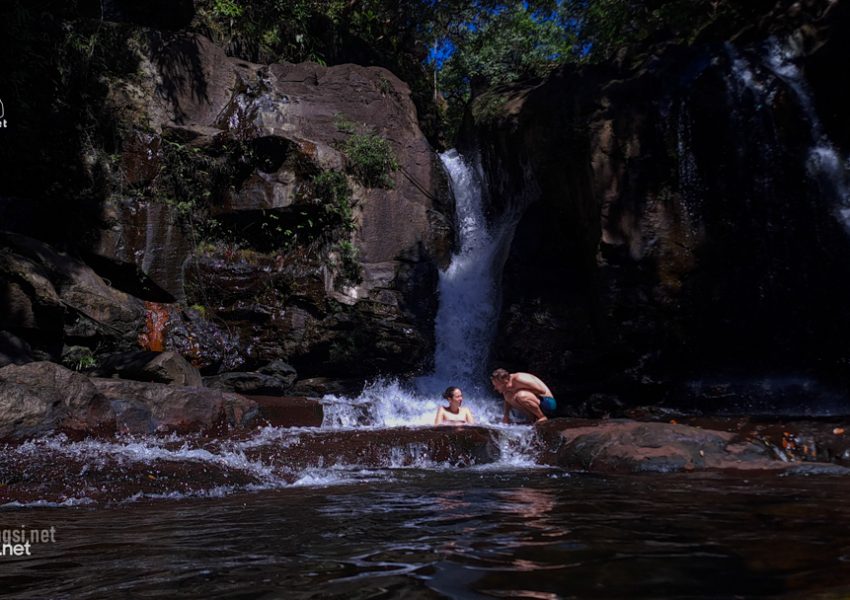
[342,133,399,189]
[194,0,348,64]
[212,0,243,19]
[560,0,773,63]
[309,170,361,285]
[154,139,217,220]
[434,2,577,138]
[63,348,98,372]
[311,170,356,231]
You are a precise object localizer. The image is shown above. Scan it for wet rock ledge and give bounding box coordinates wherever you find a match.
[535,418,850,475]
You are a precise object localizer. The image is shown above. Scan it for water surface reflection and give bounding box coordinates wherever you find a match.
[2,470,849,599]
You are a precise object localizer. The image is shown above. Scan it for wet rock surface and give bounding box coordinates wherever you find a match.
[0,426,500,505]
[0,362,257,439]
[247,395,324,428]
[93,378,258,434]
[0,362,115,440]
[535,417,850,474]
[1,408,848,506]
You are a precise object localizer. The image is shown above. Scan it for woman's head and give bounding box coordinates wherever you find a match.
[442,386,462,404]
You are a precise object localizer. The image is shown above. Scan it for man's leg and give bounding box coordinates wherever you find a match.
[510,390,547,423]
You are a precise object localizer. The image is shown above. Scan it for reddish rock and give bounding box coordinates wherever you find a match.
[247,395,324,428]
[536,419,789,473]
[244,426,500,470]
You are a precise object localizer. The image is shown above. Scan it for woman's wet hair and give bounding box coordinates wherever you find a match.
[443,386,460,401]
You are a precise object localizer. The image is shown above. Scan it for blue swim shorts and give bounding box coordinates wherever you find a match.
[539,396,558,417]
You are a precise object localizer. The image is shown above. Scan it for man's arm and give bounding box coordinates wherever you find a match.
[502,400,512,424]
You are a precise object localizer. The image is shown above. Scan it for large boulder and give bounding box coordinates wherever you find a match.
[205,360,297,395]
[536,419,779,473]
[0,232,145,359]
[0,362,115,440]
[92,378,258,434]
[96,350,203,387]
[88,31,453,378]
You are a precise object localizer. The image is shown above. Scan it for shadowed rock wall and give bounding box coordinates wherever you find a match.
[473,0,850,410]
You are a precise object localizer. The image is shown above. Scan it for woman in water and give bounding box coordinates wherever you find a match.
[434,386,475,425]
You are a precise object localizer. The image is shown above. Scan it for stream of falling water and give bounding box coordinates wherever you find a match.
[321,149,522,431]
[762,36,850,227]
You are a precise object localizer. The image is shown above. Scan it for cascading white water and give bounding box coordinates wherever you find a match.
[763,36,850,227]
[321,149,522,430]
[417,149,517,394]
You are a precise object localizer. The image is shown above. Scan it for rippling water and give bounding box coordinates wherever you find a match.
[3,468,850,599]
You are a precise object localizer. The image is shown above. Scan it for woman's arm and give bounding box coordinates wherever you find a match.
[434,407,445,425]
[464,408,475,425]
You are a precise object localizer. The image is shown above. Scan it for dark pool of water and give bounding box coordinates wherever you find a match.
[2,469,850,599]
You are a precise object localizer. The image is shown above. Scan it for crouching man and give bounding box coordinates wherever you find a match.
[490,368,559,424]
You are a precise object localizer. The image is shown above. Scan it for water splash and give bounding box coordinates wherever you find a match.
[321,377,504,429]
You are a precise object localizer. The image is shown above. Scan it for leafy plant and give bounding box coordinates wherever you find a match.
[342,132,399,188]
[311,170,356,230]
[213,0,243,19]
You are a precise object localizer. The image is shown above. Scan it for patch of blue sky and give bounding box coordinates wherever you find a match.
[428,38,457,68]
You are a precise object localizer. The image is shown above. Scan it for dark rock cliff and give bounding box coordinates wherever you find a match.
[0,18,453,381]
[472,0,850,411]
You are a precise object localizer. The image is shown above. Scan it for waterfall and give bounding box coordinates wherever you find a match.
[417,150,518,395]
[321,149,521,428]
[763,37,850,228]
